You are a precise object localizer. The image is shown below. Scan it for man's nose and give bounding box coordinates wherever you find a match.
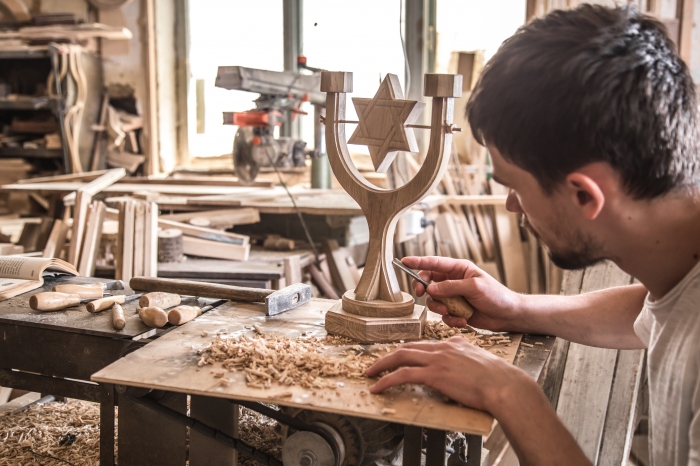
[505,189,524,213]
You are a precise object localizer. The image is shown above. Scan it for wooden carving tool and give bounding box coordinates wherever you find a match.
[52,283,106,299]
[130,277,312,316]
[87,294,142,313]
[139,306,168,328]
[393,258,475,320]
[139,292,181,309]
[30,292,83,311]
[167,305,202,325]
[112,303,126,330]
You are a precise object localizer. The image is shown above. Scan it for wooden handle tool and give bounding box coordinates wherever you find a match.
[52,283,106,299]
[167,305,202,325]
[139,292,181,309]
[139,306,168,328]
[30,292,82,311]
[112,303,126,330]
[130,277,312,316]
[392,258,475,320]
[86,294,142,313]
[87,295,126,313]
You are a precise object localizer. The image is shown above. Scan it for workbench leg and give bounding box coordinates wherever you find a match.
[403,425,423,466]
[189,396,238,466]
[99,384,115,466]
[117,390,187,466]
[466,434,482,466]
[425,429,447,466]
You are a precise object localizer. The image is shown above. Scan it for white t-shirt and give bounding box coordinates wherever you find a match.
[634,260,700,466]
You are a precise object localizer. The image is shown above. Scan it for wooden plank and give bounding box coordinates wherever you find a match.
[283,255,303,285]
[182,236,250,261]
[678,0,694,63]
[556,262,633,463]
[77,201,106,277]
[61,168,127,205]
[158,218,249,245]
[143,201,158,277]
[42,219,69,258]
[308,263,340,299]
[92,299,522,436]
[119,201,135,282]
[161,208,260,228]
[493,206,529,293]
[16,170,109,185]
[132,201,146,278]
[67,190,91,266]
[322,239,358,293]
[435,212,469,259]
[597,349,645,466]
[539,269,584,408]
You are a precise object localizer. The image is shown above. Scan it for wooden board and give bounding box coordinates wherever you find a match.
[555,261,636,463]
[182,236,250,261]
[93,298,522,435]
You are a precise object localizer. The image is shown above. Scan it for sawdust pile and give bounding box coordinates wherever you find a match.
[0,400,111,466]
[423,321,513,349]
[198,335,379,389]
[237,407,281,466]
[199,322,513,389]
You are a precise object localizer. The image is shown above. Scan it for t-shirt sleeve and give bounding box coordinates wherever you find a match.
[633,306,653,348]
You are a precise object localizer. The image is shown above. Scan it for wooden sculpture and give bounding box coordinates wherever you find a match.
[321,71,462,343]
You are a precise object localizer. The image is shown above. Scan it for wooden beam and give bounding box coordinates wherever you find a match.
[78,201,106,277]
[181,236,250,261]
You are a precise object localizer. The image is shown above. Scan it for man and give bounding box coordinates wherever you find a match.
[366,5,700,466]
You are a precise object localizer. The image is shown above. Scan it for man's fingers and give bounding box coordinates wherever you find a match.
[427,278,479,300]
[366,348,435,377]
[426,297,448,315]
[442,314,467,328]
[402,256,480,278]
[369,367,430,393]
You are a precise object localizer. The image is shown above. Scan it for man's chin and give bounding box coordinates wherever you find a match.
[548,251,604,271]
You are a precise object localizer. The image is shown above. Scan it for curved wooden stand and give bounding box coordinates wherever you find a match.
[321,71,461,343]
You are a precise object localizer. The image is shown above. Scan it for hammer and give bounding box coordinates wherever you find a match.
[129,277,312,316]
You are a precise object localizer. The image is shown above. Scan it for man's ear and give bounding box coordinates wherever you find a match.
[564,172,605,220]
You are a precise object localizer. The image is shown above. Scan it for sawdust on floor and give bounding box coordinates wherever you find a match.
[0,399,110,466]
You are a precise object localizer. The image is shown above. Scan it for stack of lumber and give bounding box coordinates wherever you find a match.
[0,164,561,299]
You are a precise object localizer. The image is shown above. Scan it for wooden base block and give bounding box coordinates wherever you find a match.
[325,302,426,343]
[342,290,415,317]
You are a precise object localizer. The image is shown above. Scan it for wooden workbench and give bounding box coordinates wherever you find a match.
[92,298,538,465]
[0,276,224,466]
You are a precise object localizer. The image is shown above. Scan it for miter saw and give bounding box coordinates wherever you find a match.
[216,65,326,184]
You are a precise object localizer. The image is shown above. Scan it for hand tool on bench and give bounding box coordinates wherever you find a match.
[30,291,141,312]
[393,258,475,320]
[87,294,142,313]
[130,277,312,316]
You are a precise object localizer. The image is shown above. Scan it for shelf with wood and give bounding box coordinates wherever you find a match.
[0,96,59,111]
[0,147,62,158]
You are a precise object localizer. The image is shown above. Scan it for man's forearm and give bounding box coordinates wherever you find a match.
[506,284,647,349]
[490,374,592,466]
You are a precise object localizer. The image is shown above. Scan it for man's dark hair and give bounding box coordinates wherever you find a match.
[467,5,700,199]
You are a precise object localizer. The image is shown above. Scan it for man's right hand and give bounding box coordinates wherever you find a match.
[401,256,523,330]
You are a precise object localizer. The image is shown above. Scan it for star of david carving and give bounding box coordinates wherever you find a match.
[348,74,425,173]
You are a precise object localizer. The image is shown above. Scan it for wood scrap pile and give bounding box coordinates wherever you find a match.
[198,322,514,389]
[237,407,282,466]
[0,399,112,466]
[198,335,379,389]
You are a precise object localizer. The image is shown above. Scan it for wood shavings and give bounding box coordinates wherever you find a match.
[535,342,543,345]
[237,407,281,466]
[521,342,534,348]
[198,334,377,389]
[423,321,510,349]
[381,408,396,415]
[0,399,113,466]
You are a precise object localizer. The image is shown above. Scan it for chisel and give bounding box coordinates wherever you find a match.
[392,258,475,320]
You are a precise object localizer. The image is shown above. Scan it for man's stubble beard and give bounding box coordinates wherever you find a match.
[519,214,605,270]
